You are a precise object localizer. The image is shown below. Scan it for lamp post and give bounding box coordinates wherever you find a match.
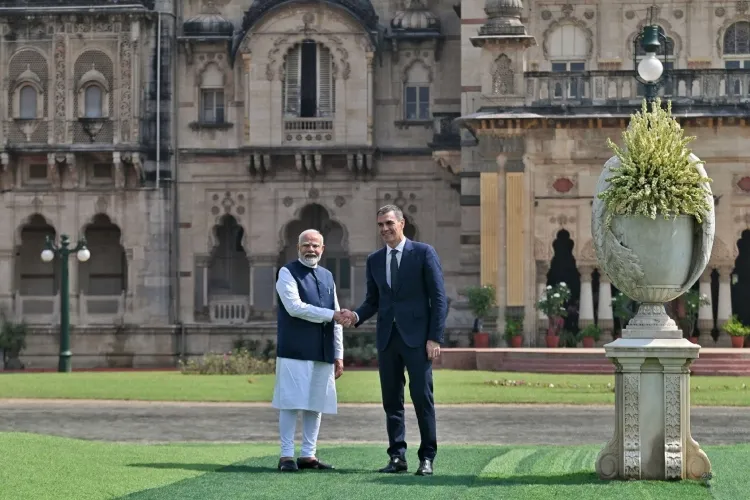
[41,234,91,373]
[633,24,669,105]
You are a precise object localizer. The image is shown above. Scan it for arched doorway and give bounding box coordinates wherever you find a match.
[731,230,750,345]
[404,215,418,241]
[279,204,350,303]
[208,215,250,297]
[16,215,59,321]
[547,229,581,344]
[78,214,127,322]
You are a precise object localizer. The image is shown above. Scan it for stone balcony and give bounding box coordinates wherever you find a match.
[523,68,750,108]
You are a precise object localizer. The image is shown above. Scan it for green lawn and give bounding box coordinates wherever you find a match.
[0,432,743,500]
[0,370,749,405]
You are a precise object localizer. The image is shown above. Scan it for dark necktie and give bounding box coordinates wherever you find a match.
[390,249,399,290]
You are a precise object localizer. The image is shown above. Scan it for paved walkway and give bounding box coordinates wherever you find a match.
[1,399,748,446]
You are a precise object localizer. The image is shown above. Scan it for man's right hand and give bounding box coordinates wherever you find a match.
[333,310,356,327]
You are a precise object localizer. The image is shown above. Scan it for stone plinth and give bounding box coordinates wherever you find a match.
[595,337,712,481]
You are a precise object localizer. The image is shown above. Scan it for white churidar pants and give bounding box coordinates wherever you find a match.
[279,409,322,458]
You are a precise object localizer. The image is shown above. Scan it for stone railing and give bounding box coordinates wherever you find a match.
[209,295,251,325]
[283,117,334,144]
[13,292,59,324]
[79,291,126,325]
[523,69,750,106]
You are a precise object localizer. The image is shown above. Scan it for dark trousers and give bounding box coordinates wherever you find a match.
[378,323,437,461]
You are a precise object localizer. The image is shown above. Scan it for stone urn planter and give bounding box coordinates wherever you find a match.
[592,99,714,482]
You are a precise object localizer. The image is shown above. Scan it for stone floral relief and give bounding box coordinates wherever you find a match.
[622,373,641,479]
[119,36,133,143]
[401,57,433,83]
[664,374,682,479]
[534,237,553,261]
[54,35,66,144]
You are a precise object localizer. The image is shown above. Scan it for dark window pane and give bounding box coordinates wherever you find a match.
[419,86,429,102]
[406,102,417,119]
[405,86,417,103]
[551,63,567,72]
[570,62,585,71]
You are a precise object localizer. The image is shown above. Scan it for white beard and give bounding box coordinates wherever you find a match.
[300,254,319,267]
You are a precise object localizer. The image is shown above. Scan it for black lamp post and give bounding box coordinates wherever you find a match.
[41,235,90,373]
[633,24,669,106]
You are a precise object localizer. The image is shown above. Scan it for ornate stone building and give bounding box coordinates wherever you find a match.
[2,0,749,368]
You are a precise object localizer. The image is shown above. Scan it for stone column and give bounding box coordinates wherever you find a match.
[536,261,548,321]
[193,254,210,321]
[597,271,614,334]
[113,152,125,189]
[697,268,713,333]
[249,254,278,312]
[366,52,374,146]
[716,265,734,347]
[242,53,251,143]
[579,265,595,327]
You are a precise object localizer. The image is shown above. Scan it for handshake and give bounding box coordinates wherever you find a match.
[333,309,357,327]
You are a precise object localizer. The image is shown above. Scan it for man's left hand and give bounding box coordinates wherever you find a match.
[334,359,344,379]
[426,340,440,360]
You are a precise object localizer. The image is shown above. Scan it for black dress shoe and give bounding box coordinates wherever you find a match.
[416,459,433,476]
[297,458,335,470]
[278,458,299,472]
[378,456,408,473]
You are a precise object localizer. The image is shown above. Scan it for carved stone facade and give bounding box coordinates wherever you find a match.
[3,0,750,368]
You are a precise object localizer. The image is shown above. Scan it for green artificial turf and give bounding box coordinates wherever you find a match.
[1,370,749,406]
[1,433,744,500]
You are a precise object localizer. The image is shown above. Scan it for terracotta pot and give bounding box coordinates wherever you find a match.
[510,335,523,348]
[546,335,560,348]
[689,336,699,344]
[731,336,745,348]
[473,332,490,348]
[582,337,595,348]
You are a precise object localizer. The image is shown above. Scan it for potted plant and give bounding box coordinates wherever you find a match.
[671,289,711,343]
[577,323,601,348]
[592,99,714,330]
[504,315,523,348]
[723,315,750,348]
[535,282,571,347]
[0,317,28,371]
[465,284,497,348]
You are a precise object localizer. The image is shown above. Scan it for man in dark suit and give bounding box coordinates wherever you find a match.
[344,204,447,476]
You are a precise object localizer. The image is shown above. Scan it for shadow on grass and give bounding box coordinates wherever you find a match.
[127,463,361,475]
[367,471,603,487]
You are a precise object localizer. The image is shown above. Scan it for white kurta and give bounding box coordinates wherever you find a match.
[271,261,344,415]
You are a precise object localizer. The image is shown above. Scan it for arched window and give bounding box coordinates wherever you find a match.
[403,61,431,120]
[547,24,588,98]
[724,21,750,69]
[200,63,225,124]
[19,85,37,119]
[84,85,103,118]
[283,40,334,118]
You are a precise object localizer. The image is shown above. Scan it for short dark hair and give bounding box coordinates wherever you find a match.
[376,204,404,221]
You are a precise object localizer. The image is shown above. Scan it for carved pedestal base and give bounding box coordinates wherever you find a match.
[595,337,712,481]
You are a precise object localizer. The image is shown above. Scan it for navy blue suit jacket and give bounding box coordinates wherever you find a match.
[354,239,447,352]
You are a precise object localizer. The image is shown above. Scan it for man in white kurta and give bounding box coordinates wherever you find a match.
[272,229,348,472]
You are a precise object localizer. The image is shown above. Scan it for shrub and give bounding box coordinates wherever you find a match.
[598,98,712,228]
[179,348,276,375]
[535,282,571,318]
[723,316,750,337]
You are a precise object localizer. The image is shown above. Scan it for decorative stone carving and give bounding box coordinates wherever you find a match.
[592,153,714,332]
[54,35,66,144]
[710,237,733,263]
[579,239,595,261]
[491,54,513,95]
[673,9,683,19]
[551,176,575,194]
[541,16,594,60]
[120,37,133,143]
[593,152,713,482]
[195,52,234,100]
[383,189,417,209]
[715,7,726,17]
[268,28,351,82]
[401,58,433,83]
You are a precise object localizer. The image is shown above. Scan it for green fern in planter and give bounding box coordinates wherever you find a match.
[598,98,713,228]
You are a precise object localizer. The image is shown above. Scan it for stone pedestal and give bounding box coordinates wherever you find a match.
[595,314,712,481]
